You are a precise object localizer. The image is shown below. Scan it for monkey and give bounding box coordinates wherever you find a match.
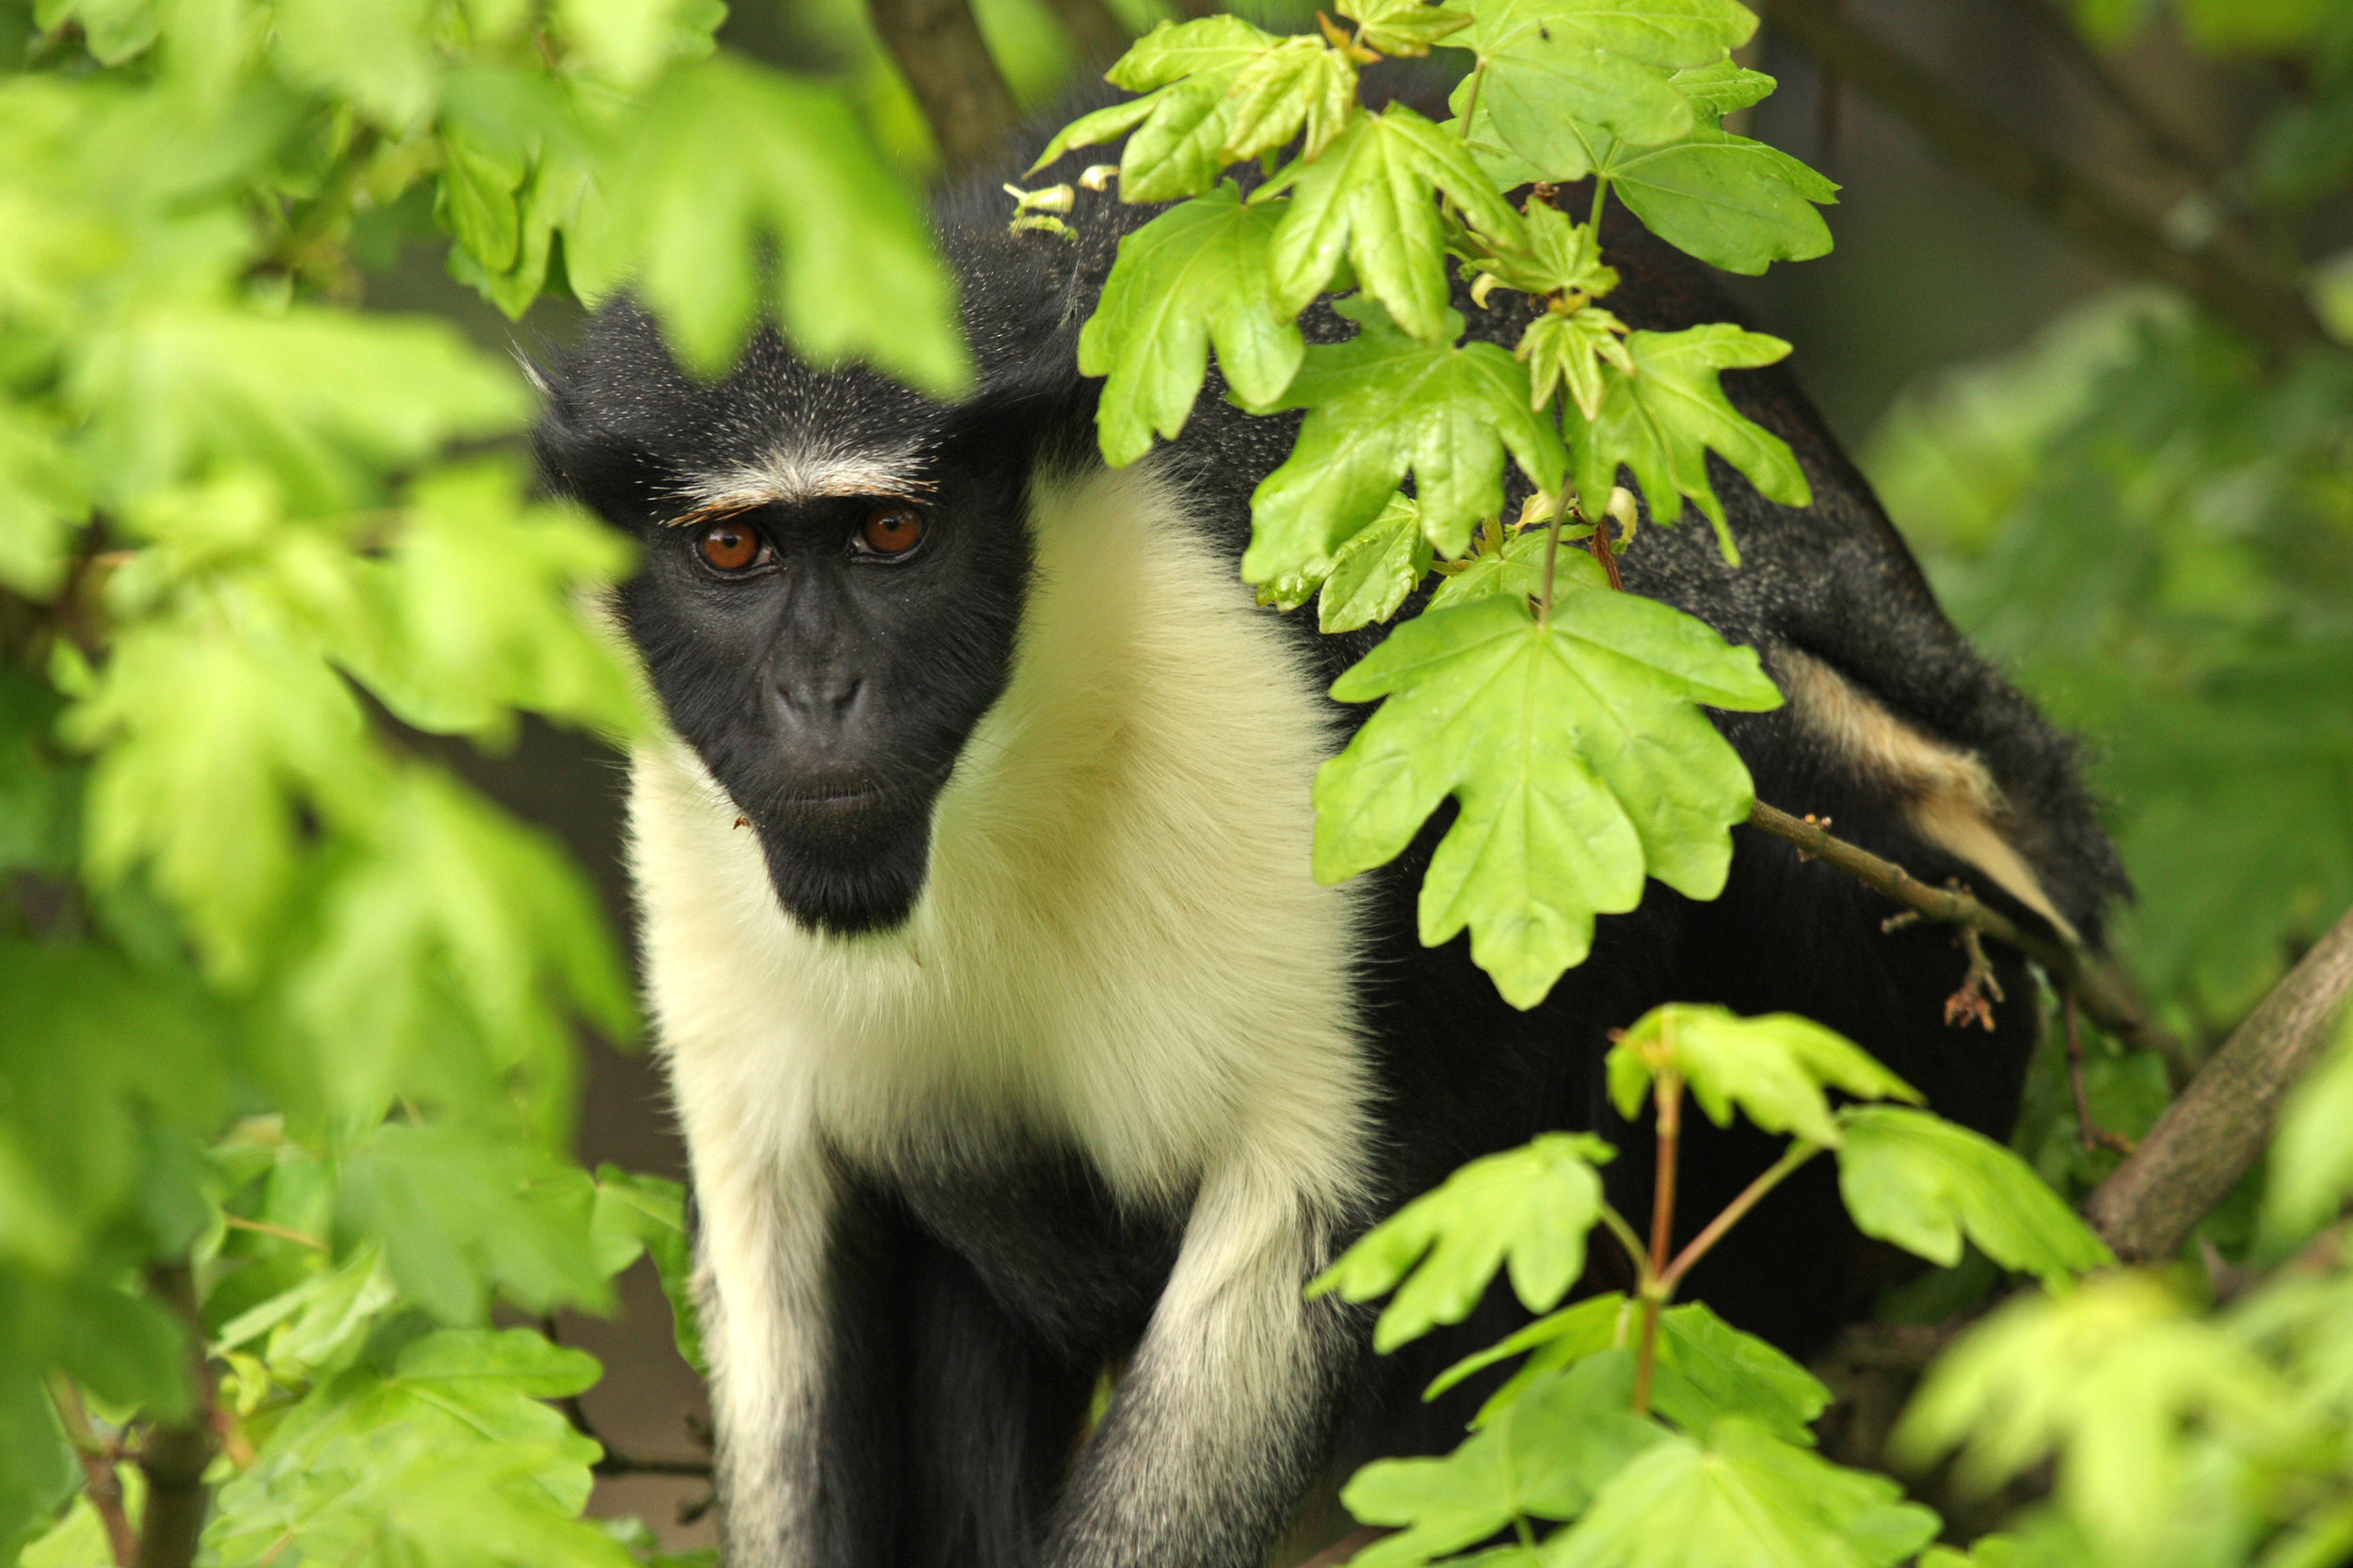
[531,97,2127,1568]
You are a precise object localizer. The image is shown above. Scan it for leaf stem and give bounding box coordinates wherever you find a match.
[1658,1142,1823,1295]
[1458,61,1486,139]
[1536,483,1570,628]
[1633,1065,1682,1416]
[1596,1200,1649,1281]
[221,1214,328,1251]
[1588,176,1610,232]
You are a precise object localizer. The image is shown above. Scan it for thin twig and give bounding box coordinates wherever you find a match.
[1596,1201,1652,1280]
[1763,0,2320,356]
[1659,1143,1824,1294]
[48,1378,136,1568]
[1746,800,2186,1076]
[2084,902,2353,1262]
[220,1214,328,1251]
[1633,1068,1683,1417]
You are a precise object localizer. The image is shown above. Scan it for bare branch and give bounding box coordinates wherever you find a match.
[1746,801,2185,1074]
[2001,0,2228,184]
[1763,0,2321,356]
[2084,902,2353,1263]
[864,0,1022,169]
[48,1379,136,1568]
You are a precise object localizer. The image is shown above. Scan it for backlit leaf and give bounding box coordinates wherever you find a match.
[1078,184,1305,466]
[1833,1106,2114,1286]
[1605,1004,1920,1146]
[1244,299,1564,583]
[1310,1132,1615,1351]
[1315,596,1780,1005]
[1569,323,1811,561]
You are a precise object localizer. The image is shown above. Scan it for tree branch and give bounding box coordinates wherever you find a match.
[2000,0,2227,185]
[1763,0,2321,356]
[864,0,1022,168]
[2083,901,2353,1262]
[1746,801,2185,1074]
[136,1265,217,1568]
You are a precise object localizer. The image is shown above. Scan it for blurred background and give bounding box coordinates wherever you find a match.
[351,0,2349,1544]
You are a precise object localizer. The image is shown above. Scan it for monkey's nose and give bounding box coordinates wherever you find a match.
[773,670,864,729]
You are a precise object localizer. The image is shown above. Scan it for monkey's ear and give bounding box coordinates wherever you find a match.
[528,364,668,531]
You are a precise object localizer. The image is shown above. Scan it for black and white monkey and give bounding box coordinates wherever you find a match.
[532,100,2127,1568]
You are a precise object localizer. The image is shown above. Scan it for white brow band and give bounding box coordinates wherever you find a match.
[669,451,935,524]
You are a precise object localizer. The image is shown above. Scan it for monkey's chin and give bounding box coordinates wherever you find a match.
[750,804,935,937]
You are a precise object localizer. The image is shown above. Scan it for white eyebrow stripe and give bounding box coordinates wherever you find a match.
[669,451,936,523]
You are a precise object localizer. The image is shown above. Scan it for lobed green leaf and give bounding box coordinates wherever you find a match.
[1310,1132,1615,1352]
[1605,1004,1920,1146]
[1833,1106,2114,1287]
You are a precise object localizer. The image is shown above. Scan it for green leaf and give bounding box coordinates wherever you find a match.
[1319,493,1434,633]
[588,56,968,394]
[0,404,88,599]
[35,0,158,63]
[1346,1354,1666,1568]
[71,309,525,512]
[1893,1275,2287,1563]
[1605,1005,1920,1146]
[1667,60,1777,118]
[1465,0,1757,177]
[1078,184,1305,467]
[556,0,725,87]
[1244,299,1564,584]
[1427,525,1605,614]
[0,1359,73,1567]
[1337,0,1475,56]
[1546,1417,1940,1568]
[1268,106,1529,342]
[1520,307,1636,421]
[1595,122,1837,275]
[1569,324,1812,561]
[1645,1302,1829,1446]
[1314,595,1781,1007]
[334,462,648,742]
[1428,1291,1630,1404]
[1833,1106,2114,1287]
[1222,37,1358,164]
[337,1126,614,1324]
[271,0,440,126]
[590,1166,706,1376]
[1035,18,1289,202]
[1310,1133,1613,1352]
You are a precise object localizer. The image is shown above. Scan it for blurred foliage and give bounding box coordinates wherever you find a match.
[0,0,964,1560]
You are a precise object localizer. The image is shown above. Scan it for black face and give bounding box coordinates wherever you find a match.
[624,475,1027,933]
[536,311,1042,936]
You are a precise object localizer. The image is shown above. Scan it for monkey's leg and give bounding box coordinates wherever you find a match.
[1041,1160,1363,1568]
[902,1233,1096,1568]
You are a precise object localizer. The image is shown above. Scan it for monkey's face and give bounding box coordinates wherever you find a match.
[535,311,1044,937]
[617,462,1032,936]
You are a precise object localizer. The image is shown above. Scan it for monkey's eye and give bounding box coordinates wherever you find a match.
[854,506,926,558]
[696,520,768,573]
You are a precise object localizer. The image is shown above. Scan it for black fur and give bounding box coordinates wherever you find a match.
[534,98,2127,1568]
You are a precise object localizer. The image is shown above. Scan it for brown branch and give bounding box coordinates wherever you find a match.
[49,1379,136,1568]
[1763,0,2321,356]
[2002,0,2228,184]
[865,0,1022,168]
[1746,800,2185,1074]
[2083,902,2353,1263]
[136,1265,218,1568]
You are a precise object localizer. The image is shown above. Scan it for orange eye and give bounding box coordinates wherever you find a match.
[857,506,925,557]
[697,520,763,572]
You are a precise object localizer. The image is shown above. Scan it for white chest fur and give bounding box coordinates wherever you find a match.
[629,464,1375,1218]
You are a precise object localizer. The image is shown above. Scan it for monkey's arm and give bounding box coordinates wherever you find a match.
[1044,1158,1365,1568]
